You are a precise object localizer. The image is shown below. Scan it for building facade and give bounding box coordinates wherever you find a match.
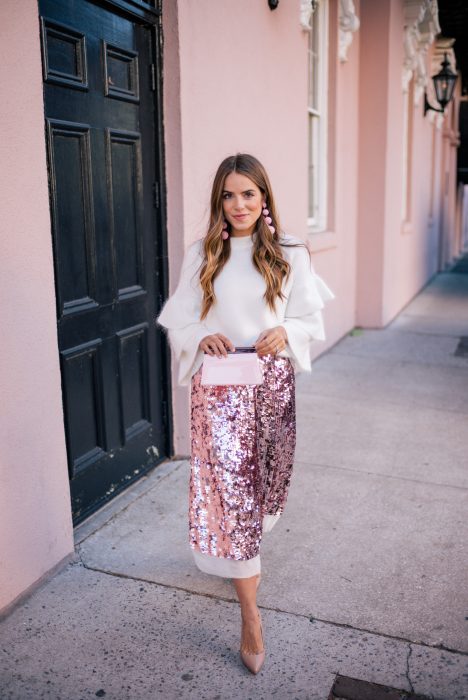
[0,0,464,613]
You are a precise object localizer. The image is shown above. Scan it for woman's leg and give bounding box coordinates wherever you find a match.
[233,575,264,653]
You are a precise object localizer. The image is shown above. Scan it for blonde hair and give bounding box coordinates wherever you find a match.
[199,154,291,320]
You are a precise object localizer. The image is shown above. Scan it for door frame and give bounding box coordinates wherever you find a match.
[41,0,174,518]
[151,6,174,463]
[93,0,160,24]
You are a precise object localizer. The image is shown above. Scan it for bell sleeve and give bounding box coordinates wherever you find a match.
[156,241,209,386]
[281,247,335,372]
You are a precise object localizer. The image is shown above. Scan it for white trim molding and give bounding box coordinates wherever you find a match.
[339,0,360,62]
[402,0,441,105]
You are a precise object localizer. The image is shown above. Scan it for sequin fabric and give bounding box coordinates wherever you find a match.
[189,354,296,562]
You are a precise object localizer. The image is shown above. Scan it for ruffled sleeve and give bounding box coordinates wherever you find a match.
[281,246,335,372]
[156,240,209,386]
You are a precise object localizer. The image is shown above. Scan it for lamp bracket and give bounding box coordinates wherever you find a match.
[424,92,444,115]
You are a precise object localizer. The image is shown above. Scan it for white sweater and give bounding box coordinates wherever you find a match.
[157,233,334,385]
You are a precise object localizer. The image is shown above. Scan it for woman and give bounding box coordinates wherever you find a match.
[157,153,333,674]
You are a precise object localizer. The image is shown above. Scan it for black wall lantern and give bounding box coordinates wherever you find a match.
[424,52,457,115]
[268,0,279,9]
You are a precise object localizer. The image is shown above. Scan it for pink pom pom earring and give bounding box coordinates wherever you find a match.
[222,220,229,240]
[262,201,275,234]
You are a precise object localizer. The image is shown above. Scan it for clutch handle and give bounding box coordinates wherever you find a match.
[228,346,257,354]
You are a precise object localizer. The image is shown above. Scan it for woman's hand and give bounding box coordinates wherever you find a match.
[199,333,235,358]
[254,326,288,356]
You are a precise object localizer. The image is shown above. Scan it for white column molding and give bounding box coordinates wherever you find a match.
[300,0,319,31]
[338,0,360,62]
[402,0,441,105]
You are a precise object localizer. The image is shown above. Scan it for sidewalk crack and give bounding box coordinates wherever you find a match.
[405,643,414,693]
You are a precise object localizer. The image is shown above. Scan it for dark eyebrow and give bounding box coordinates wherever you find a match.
[222,189,255,194]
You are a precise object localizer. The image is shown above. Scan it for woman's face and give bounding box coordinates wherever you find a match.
[222,171,263,237]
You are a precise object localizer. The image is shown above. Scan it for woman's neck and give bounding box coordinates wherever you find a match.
[230,224,255,238]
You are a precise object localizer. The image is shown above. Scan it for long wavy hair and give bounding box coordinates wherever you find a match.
[199,153,291,320]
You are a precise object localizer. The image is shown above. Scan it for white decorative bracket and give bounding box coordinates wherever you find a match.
[300,0,319,31]
[402,0,441,106]
[301,0,360,62]
[339,0,360,62]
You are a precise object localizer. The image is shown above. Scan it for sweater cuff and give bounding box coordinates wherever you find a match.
[281,314,326,372]
[168,325,208,386]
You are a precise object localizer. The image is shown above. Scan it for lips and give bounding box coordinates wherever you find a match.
[233,214,248,219]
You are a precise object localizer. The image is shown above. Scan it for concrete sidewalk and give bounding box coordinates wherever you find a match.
[1,270,467,700]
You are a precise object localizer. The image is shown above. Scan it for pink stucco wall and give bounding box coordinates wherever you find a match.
[381,0,440,322]
[0,1,74,612]
[356,0,455,328]
[323,0,359,342]
[177,1,309,241]
[356,0,389,327]
[162,0,188,456]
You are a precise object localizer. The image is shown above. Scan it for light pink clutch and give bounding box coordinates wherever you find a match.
[201,351,263,386]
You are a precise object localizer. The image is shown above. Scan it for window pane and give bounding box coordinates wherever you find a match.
[308,43,313,107]
[307,0,327,229]
[308,12,320,110]
[308,114,318,220]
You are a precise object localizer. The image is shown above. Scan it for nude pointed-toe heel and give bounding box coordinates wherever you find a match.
[240,617,265,675]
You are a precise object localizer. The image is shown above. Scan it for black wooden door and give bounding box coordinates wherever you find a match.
[39,0,170,524]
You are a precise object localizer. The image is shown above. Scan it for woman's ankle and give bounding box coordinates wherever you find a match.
[241,605,260,623]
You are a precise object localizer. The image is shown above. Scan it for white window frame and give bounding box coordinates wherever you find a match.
[307,0,329,232]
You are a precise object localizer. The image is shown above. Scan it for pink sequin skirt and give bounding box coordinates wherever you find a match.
[189,354,296,575]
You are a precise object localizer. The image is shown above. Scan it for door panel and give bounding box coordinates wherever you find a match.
[39,0,169,524]
[106,129,145,295]
[47,120,98,312]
